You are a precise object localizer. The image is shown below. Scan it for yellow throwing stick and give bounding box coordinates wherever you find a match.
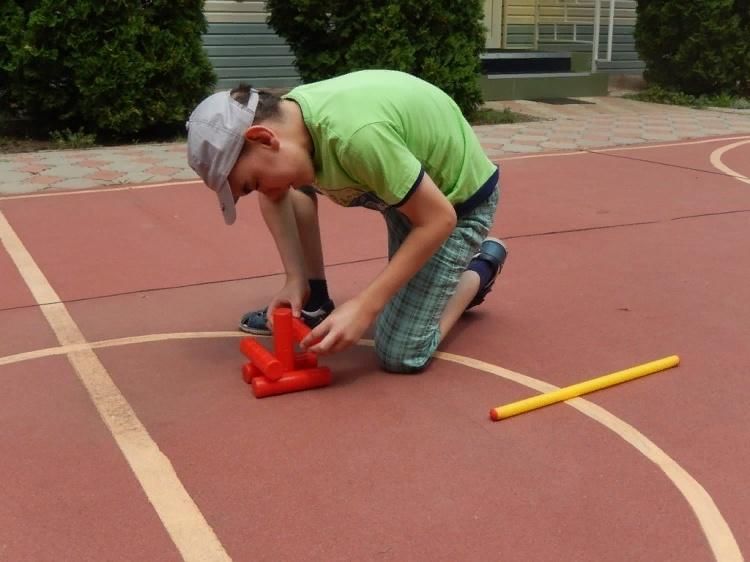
[489,355,680,421]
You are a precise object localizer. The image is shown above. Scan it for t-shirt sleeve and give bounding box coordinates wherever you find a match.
[338,122,423,206]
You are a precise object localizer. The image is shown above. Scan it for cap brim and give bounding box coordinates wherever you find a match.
[216,181,237,225]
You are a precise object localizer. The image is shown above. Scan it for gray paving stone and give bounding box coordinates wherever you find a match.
[45,165,92,179]
[107,160,154,173]
[0,170,33,183]
[173,169,201,180]
[116,172,157,184]
[139,175,173,184]
[640,132,679,141]
[0,160,22,171]
[0,181,45,195]
[539,141,580,150]
[35,154,76,166]
[511,134,549,143]
[575,139,615,148]
[610,137,647,145]
[50,178,104,189]
[502,143,542,153]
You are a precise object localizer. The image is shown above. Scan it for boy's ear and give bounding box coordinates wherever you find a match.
[244,125,279,149]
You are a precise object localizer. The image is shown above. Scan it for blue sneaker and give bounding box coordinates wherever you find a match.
[239,299,335,335]
[466,237,508,310]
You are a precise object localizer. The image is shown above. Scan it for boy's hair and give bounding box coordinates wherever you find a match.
[230,83,282,123]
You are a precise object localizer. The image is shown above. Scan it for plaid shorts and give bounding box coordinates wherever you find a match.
[374,185,499,373]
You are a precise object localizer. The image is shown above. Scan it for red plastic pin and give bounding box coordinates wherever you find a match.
[251,367,333,398]
[239,338,284,381]
[238,308,332,398]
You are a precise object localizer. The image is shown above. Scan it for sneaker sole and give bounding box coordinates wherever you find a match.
[238,323,272,336]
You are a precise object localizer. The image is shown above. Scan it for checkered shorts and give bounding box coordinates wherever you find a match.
[374,186,499,372]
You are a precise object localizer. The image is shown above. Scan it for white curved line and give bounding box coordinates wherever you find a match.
[499,135,750,162]
[434,350,743,562]
[0,333,742,562]
[709,140,750,185]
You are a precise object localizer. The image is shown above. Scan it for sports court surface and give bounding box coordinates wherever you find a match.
[1,135,749,561]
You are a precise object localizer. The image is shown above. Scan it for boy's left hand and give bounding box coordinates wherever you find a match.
[301,297,375,355]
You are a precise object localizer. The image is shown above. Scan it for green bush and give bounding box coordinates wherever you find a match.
[634,0,750,96]
[627,85,750,108]
[265,0,486,117]
[0,0,216,139]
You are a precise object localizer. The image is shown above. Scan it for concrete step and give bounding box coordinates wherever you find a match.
[480,71,609,101]
[480,49,572,74]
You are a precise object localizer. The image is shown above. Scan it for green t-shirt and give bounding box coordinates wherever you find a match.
[284,70,496,211]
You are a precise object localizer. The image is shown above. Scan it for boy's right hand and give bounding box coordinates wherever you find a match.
[267,277,309,328]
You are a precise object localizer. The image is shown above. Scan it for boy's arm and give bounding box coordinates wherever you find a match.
[303,173,456,353]
[258,191,308,316]
[359,173,456,313]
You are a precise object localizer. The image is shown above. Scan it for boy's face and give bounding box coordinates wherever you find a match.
[227,126,315,204]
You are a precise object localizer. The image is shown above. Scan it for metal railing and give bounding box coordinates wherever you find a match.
[501,0,616,72]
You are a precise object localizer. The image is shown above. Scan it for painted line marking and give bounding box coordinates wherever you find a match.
[497,135,750,162]
[0,179,198,201]
[0,211,232,562]
[1,134,746,560]
[709,140,750,185]
[433,350,743,562]
[0,332,742,562]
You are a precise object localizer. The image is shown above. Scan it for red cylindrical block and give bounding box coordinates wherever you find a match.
[294,352,318,370]
[273,308,295,371]
[239,338,284,380]
[291,317,322,346]
[291,317,311,342]
[251,367,333,398]
[241,362,263,384]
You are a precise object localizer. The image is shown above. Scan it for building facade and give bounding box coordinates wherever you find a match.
[202,0,643,91]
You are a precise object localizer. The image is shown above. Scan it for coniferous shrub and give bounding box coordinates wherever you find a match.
[634,0,750,96]
[265,0,486,117]
[0,0,216,139]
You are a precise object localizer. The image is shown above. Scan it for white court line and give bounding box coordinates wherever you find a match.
[1,133,747,561]
[0,333,742,562]
[497,135,750,161]
[434,350,744,562]
[0,211,232,562]
[709,140,750,185]
[0,179,198,201]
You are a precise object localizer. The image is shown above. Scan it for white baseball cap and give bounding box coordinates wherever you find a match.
[186,89,259,225]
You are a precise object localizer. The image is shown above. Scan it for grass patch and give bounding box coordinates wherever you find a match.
[470,107,537,125]
[625,86,750,110]
[0,136,56,154]
[49,128,97,150]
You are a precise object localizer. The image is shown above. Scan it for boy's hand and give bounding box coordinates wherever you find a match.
[267,277,309,328]
[301,297,375,355]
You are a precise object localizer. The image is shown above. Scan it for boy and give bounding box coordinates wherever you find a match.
[187,70,506,373]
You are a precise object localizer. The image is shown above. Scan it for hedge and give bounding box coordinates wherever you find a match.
[265,0,487,117]
[634,0,750,96]
[0,0,216,139]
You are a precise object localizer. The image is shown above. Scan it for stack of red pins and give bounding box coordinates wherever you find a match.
[239,308,332,398]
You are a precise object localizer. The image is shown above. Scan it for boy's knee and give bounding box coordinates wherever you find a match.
[374,335,433,374]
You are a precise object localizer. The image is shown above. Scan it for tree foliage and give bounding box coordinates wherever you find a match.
[0,0,216,138]
[634,0,750,96]
[265,0,486,117]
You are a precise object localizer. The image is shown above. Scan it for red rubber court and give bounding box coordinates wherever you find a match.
[1,136,749,561]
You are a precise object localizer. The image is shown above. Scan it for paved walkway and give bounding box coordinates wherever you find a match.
[2,96,750,195]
